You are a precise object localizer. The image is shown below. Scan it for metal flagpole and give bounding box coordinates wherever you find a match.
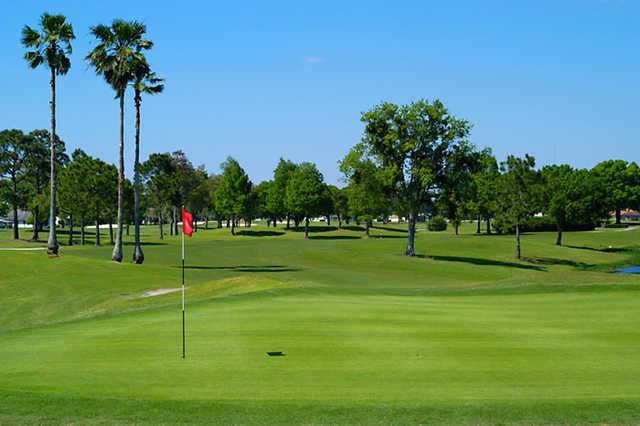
[182,225,185,359]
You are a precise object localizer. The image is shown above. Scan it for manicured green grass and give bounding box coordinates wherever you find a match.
[1,222,640,424]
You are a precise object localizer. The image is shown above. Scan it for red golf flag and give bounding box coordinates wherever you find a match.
[182,207,193,237]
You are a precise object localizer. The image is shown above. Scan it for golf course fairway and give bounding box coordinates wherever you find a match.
[1,223,640,424]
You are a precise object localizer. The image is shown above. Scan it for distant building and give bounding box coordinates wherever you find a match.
[614,209,640,221]
[0,210,30,228]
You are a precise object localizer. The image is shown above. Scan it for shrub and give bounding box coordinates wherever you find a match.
[428,216,447,231]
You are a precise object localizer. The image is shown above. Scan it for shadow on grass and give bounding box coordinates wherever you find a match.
[309,235,361,240]
[426,255,546,271]
[235,230,285,237]
[289,226,338,233]
[522,256,593,268]
[175,265,300,273]
[371,225,407,233]
[123,241,168,246]
[566,245,635,254]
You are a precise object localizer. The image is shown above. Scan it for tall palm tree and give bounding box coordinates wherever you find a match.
[86,20,151,262]
[21,13,75,255]
[131,58,164,264]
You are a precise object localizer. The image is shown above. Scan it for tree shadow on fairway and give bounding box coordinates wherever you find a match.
[566,245,634,254]
[371,225,407,233]
[340,225,365,232]
[235,230,285,237]
[175,265,300,272]
[427,255,546,271]
[309,235,361,240]
[123,241,168,246]
[290,225,338,233]
[522,256,593,269]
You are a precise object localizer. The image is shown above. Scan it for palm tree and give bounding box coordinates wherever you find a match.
[21,13,75,255]
[86,20,151,262]
[131,58,164,264]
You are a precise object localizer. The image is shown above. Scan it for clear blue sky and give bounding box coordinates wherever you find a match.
[1,0,638,185]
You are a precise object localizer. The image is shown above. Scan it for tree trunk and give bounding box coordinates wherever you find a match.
[338,214,342,230]
[80,216,85,245]
[286,216,290,230]
[476,217,481,234]
[454,222,459,236]
[486,217,491,235]
[217,218,222,228]
[327,215,331,226]
[47,66,59,255]
[32,208,40,241]
[205,216,209,230]
[95,212,101,246]
[405,213,416,256]
[226,218,230,228]
[294,218,300,228]
[365,220,370,238]
[556,226,563,246]
[515,223,521,259]
[159,214,164,240]
[304,217,309,239]
[109,220,114,245]
[68,214,73,246]
[111,94,125,262]
[132,90,144,264]
[231,217,236,236]
[615,209,621,224]
[12,204,19,240]
[174,208,179,236]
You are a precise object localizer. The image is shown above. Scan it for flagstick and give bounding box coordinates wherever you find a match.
[182,227,185,359]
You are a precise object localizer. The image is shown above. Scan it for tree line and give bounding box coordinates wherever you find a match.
[2,13,637,262]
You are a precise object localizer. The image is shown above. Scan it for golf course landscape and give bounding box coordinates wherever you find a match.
[2,223,640,424]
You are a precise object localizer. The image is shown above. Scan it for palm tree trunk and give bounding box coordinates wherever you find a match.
[47,66,59,255]
[133,91,144,264]
[111,94,125,262]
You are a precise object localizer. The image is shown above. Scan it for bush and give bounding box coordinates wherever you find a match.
[428,216,447,231]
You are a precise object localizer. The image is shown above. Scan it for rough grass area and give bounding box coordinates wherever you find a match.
[1,222,640,424]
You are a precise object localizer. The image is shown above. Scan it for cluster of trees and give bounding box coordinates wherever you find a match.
[3,12,636,263]
[13,12,163,263]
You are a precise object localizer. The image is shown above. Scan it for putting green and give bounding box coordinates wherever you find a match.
[1,223,640,424]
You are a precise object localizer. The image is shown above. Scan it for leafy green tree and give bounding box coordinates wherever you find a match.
[23,130,68,241]
[254,180,274,226]
[541,165,608,246]
[214,157,252,235]
[86,19,152,262]
[591,160,640,224]
[468,149,499,234]
[0,130,29,240]
[266,159,298,229]
[340,147,389,237]
[22,13,75,254]
[359,99,471,256]
[140,153,174,239]
[285,162,325,239]
[131,54,163,263]
[496,155,541,259]
[437,141,480,236]
[58,150,95,245]
[329,185,348,229]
